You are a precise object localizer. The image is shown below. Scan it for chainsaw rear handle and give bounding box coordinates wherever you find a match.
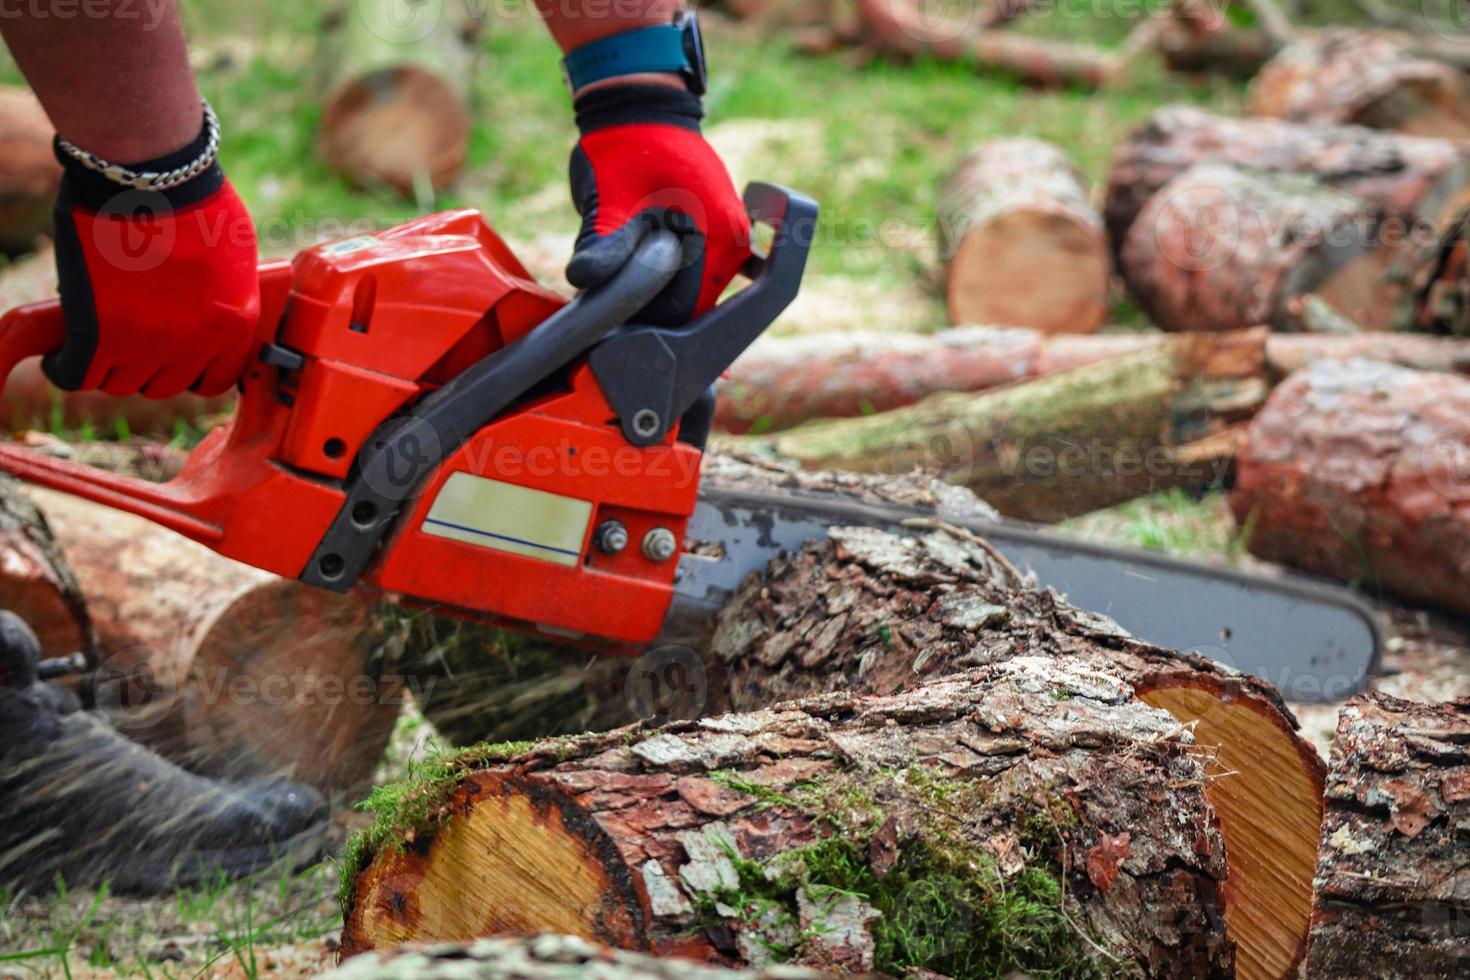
[0,302,66,395]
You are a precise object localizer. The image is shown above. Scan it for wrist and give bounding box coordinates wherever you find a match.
[573,71,685,99]
[54,102,225,213]
[573,84,703,135]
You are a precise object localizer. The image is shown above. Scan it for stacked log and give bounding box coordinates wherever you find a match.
[1106,107,1470,331]
[1306,694,1470,978]
[1103,106,1470,262]
[29,488,401,802]
[1248,31,1470,142]
[714,327,1470,434]
[0,87,61,257]
[1120,163,1382,334]
[727,330,1270,522]
[342,522,1329,979]
[938,140,1109,334]
[1231,359,1470,617]
[318,0,479,198]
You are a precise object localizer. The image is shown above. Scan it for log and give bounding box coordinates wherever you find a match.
[715,327,1470,433]
[1306,694,1470,979]
[1248,31,1470,142]
[1158,19,1277,80]
[327,936,823,980]
[318,0,479,198]
[1103,106,1470,266]
[938,140,1109,334]
[342,521,1330,979]
[726,330,1270,522]
[342,663,1234,975]
[0,476,92,669]
[0,87,61,257]
[1120,162,1386,334]
[853,0,1158,88]
[1231,359,1470,617]
[708,524,1326,980]
[28,487,401,803]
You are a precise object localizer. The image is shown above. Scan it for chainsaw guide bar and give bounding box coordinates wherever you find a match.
[668,484,1382,704]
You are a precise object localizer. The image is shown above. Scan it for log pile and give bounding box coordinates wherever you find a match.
[1103,106,1470,261]
[726,330,1269,521]
[1121,162,1381,334]
[341,522,1328,978]
[1306,694,1470,978]
[714,327,1470,434]
[1231,359,1470,617]
[1248,31,1470,142]
[317,0,480,198]
[938,140,1109,334]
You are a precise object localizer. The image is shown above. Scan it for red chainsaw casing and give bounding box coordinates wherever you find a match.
[0,210,704,646]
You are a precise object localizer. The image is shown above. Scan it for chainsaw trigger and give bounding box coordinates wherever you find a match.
[259,342,306,372]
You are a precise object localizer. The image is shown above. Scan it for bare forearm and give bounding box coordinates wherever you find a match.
[0,0,201,160]
[535,0,683,52]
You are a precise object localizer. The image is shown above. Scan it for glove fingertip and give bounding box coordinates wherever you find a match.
[40,349,87,392]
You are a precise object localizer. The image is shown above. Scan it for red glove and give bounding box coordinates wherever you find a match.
[567,85,750,326]
[49,119,259,398]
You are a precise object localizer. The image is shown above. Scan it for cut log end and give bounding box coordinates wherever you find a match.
[322,67,471,196]
[946,209,1110,333]
[1136,682,1325,980]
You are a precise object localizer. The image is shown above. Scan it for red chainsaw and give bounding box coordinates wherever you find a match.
[0,182,1386,700]
[0,183,817,648]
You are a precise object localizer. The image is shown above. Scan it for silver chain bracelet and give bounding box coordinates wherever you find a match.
[56,100,221,193]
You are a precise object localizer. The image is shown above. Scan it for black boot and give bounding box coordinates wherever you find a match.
[0,611,329,895]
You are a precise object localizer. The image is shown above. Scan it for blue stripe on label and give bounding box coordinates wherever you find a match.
[422,517,582,558]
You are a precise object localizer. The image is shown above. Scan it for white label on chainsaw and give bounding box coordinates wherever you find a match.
[423,473,592,568]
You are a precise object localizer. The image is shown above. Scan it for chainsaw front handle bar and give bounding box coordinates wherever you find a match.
[0,302,66,396]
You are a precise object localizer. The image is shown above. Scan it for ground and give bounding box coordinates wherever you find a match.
[2,2,1469,977]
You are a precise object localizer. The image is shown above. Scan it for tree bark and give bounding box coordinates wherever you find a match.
[1121,163,1388,334]
[1248,31,1470,142]
[318,0,479,198]
[713,327,1470,434]
[1103,105,1470,266]
[1411,207,1469,337]
[726,331,1270,522]
[938,139,1109,334]
[328,935,824,980]
[342,658,1235,976]
[1307,694,1470,979]
[706,523,1325,980]
[1158,19,1277,80]
[1231,359,1470,617]
[0,87,61,257]
[27,487,401,803]
[0,476,92,667]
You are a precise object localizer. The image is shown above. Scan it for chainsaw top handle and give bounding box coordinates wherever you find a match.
[300,181,817,593]
[0,302,66,396]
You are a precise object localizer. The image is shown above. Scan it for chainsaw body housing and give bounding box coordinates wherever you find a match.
[0,185,815,646]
